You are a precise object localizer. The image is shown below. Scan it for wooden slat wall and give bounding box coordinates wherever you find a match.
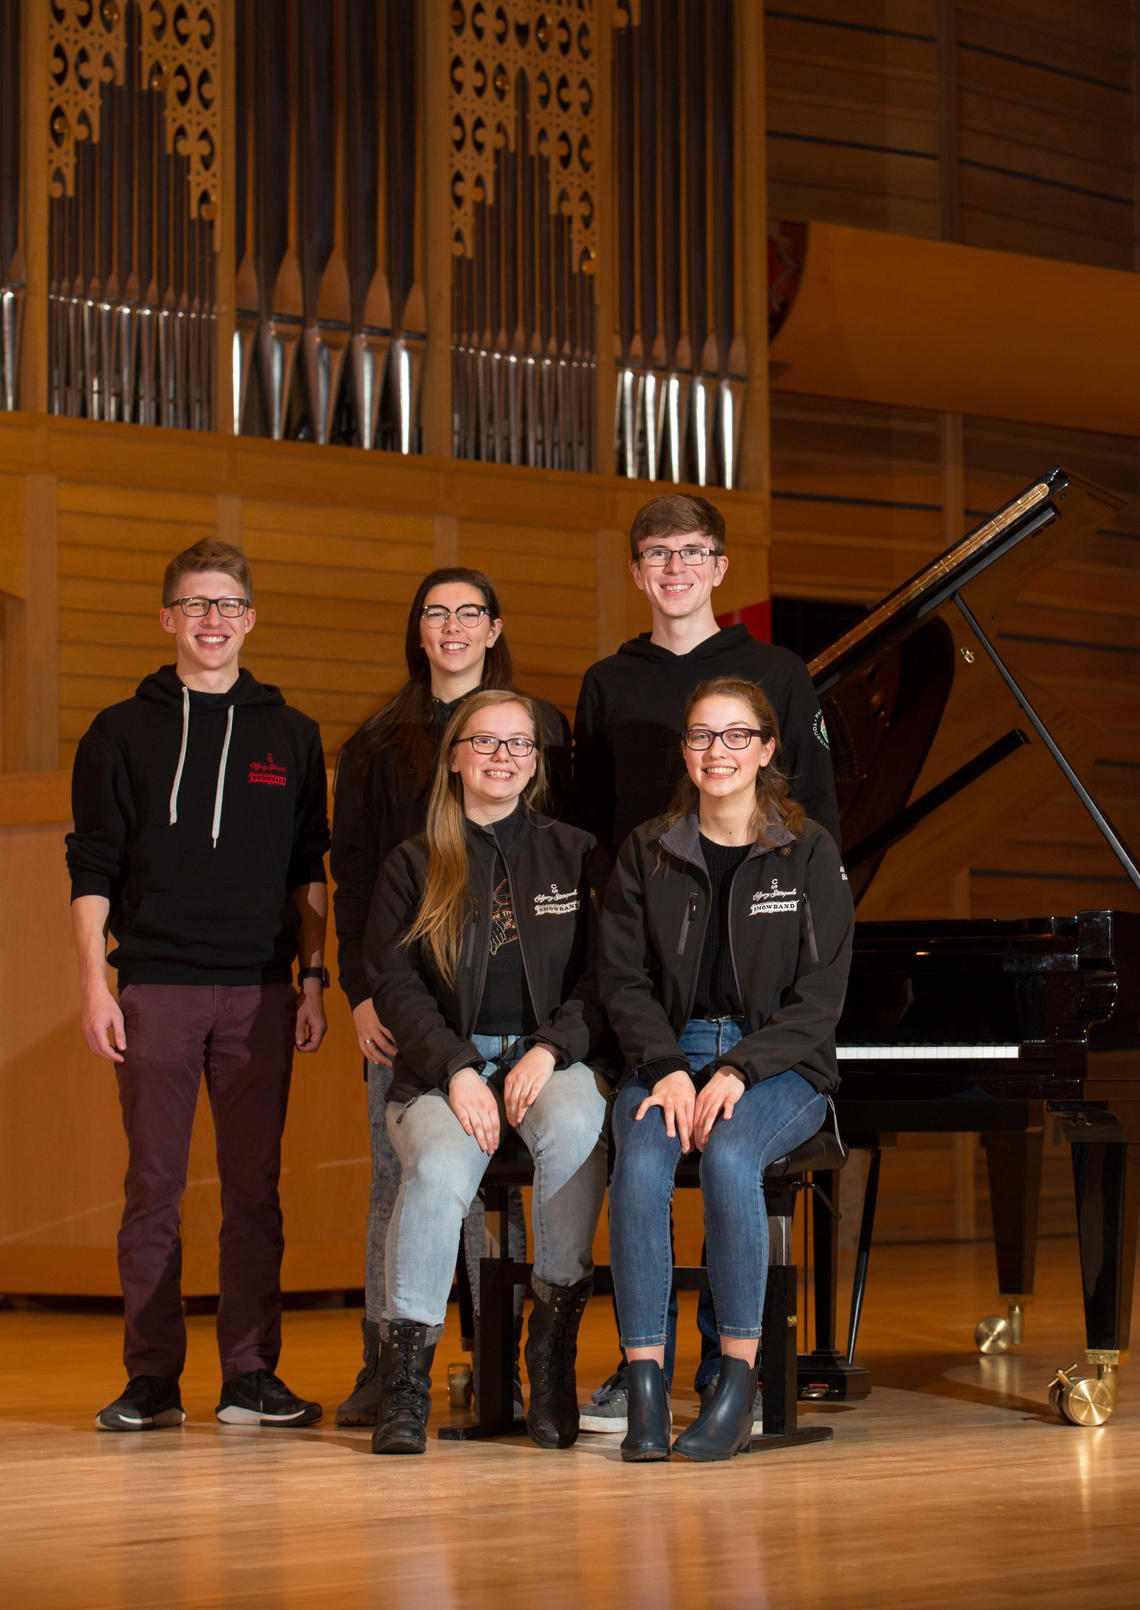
[766,0,1139,269]
[768,394,1140,919]
[0,417,771,772]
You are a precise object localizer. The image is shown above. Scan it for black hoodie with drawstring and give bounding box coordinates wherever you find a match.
[66,665,329,985]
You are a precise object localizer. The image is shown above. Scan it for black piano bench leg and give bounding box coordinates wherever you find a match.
[439,1184,530,1441]
[749,1190,835,1453]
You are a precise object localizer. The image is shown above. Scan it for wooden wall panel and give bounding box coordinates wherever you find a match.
[767,1,1139,271]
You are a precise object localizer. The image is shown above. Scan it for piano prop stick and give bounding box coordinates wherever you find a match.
[808,467,1140,1424]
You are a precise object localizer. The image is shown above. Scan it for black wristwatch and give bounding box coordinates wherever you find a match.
[298,966,330,988]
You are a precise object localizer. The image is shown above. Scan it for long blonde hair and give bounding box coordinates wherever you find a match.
[664,676,805,843]
[402,689,548,984]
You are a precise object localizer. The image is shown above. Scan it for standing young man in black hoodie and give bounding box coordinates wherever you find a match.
[572,492,840,856]
[67,538,331,1433]
[571,492,840,1432]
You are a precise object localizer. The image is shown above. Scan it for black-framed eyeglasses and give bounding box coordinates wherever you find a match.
[682,727,766,751]
[167,595,250,618]
[451,734,537,757]
[638,544,716,567]
[421,604,490,625]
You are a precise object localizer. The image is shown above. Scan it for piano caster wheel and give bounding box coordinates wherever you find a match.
[975,1301,1025,1355]
[447,1362,473,1409]
[975,1315,1012,1354]
[1048,1364,1114,1427]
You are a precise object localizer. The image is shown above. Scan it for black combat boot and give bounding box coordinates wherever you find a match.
[336,1318,381,1426]
[672,1355,759,1462]
[524,1274,592,1449]
[370,1320,439,1455]
[620,1359,671,1462]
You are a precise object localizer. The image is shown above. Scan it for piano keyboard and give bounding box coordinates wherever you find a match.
[836,1044,1021,1061]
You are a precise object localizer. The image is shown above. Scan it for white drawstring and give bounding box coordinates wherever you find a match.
[211,705,234,848]
[168,686,190,825]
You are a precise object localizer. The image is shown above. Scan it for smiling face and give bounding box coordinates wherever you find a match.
[683,693,777,807]
[630,528,728,625]
[448,699,538,823]
[159,569,255,691]
[419,581,503,698]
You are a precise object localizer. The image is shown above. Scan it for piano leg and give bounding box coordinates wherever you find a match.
[797,1163,872,1400]
[975,1126,1044,1353]
[1059,1110,1140,1422]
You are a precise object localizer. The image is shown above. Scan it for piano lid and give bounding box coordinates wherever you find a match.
[808,467,1133,913]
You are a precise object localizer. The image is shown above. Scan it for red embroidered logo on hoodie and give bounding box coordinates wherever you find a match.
[249,752,287,787]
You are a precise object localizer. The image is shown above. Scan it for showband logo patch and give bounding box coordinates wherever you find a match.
[813,711,829,749]
[749,877,799,916]
[249,752,287,787]
[534,882,580,917]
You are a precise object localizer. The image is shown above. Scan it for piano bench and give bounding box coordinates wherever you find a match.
[438,1096,848,1453]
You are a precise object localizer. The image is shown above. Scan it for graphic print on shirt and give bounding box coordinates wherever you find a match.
[249,751,288,787]
[489,877,518,955]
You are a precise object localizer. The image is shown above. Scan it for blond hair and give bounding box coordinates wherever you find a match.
[402,690,548,984]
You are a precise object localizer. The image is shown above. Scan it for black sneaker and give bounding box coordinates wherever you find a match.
[216,1369,322,1427]
[95,1376,185,1432]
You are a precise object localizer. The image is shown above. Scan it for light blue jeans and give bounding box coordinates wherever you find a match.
[384,1034,609,1327]
[609,1017,825,1344]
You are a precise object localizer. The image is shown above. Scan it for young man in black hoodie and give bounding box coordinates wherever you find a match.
[571,491,840,1432]
[67,538,331,1433]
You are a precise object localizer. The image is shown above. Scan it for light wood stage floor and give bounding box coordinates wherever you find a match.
[3,1237,1140,1610]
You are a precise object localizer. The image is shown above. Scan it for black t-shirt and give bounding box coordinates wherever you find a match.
[474,854,535,1036]
[692,835,751,1019]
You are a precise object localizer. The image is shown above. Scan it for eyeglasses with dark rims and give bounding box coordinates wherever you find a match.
[421,604,491,625]
[637,544,717,567]
[450,734,537,757]
[167,596,250,617]
[682,727,766,751]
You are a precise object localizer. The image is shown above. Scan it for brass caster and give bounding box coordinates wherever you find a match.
[975,1301,1025,1354]
[447,1362,473,1409]
[975,1315,1012,1354]
[1047,1364,1114,1427]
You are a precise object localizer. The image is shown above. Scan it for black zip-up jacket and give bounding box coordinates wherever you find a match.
[363,804,613,1103]
[332,693,571,1010]
[571,626,840,855]
[600,813,854,1094]
[66,665,329,985]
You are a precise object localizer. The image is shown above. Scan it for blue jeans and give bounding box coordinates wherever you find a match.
[609,1017,825,1345]
[385,1034,609,1327]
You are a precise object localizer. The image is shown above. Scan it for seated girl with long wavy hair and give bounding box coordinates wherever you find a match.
[363,688,612,1456]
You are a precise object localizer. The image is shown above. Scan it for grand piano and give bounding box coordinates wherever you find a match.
[802,466,1140,1426]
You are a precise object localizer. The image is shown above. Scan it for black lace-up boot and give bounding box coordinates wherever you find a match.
[370,1320,439,1454]
[524,1274,593,1449]
[336,1318,381,1426]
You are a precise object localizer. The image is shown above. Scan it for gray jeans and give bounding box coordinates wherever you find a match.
[363,1062,527,1326]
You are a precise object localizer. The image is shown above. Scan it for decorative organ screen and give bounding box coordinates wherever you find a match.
[1,0,750,486]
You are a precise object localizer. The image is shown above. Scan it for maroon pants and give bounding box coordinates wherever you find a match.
[115,982,297,1380]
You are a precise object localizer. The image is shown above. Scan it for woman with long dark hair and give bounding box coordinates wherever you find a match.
[363,689,610,1454]
[331,568,569,1423]
[601,675,853,1462]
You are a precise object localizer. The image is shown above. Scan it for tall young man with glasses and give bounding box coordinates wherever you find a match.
[67,537,331,1433]
[571,492,840,1433]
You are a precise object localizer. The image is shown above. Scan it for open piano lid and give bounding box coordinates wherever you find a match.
[808,467,1135,915]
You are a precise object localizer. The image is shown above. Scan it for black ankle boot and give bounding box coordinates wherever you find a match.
[370,1320,438,1455]
[672,1356,758,1462]
[524,1274,592,1449]
[620,1359,671,1462]
[336,1318,381,1426]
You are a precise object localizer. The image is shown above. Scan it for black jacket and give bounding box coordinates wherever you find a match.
[599,813,853,1094]
[332,693,571,1009]
[364,804,613,1103]
[66,665,329,985]
[571,626,840,854]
